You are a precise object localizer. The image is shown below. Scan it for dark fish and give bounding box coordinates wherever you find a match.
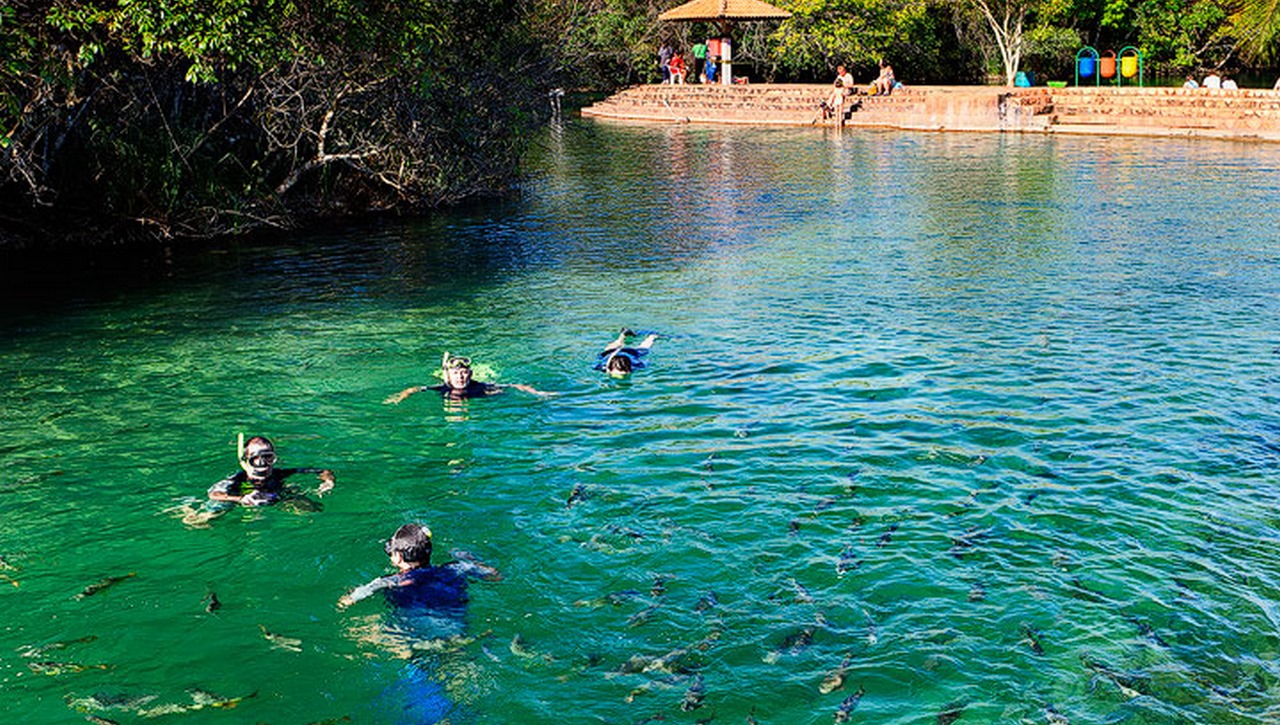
[575,588,643,608]
[967,581,986,602]
[819,655,852,694]
[937,699,965,723]
[651,576,670,597]
[836,546,861,576]
[680,674,706,711]
[28,660,110,675]
[1021,624,1044,655]
[1066,578,1108,604]
[746,706,761,724]
[812,497,837,515]
[74,573,136,600]
[790,578,814,603]
[20,635,98,658]
[566,482,588,509]
[789,520,801,535]
[1081,655,1144,698]
[1126,616,1169,648]
[876,524,899,548]
[1045,705,1070,724]
[203,591,221,613]
[259,624,302,652]
[694,591,719,612]
[949,527,986,558]
[627,602,660,627]
[833,685,866,722]
[764,626,815,663]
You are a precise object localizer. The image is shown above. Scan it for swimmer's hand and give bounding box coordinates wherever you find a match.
[336,594,355,609]
[384,386,428,405]
[241,490,276,507]
[317,470,336,496]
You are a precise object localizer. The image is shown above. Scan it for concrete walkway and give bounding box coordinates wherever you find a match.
[581,84,1280,142]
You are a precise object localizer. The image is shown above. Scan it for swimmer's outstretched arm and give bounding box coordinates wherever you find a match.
[385,385,429,404]
[503,383,555,397]
[337,575,395,609]
[636,333,658,351]
[450,549,503,581]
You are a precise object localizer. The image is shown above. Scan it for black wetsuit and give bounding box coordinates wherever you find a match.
[430,381,498,400]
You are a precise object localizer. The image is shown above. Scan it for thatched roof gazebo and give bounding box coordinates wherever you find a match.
[658,0,791,84]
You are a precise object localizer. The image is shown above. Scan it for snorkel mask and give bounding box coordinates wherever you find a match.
[237,433,277,479]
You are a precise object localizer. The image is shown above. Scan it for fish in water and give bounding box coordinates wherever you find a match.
[967,581,986,602]
[861,608,878,645]
[565,482,588,509]
[937,700,965,723]
[746,706,761,724]
[833,685,866,722]
[877,523,899,547]
[134,689,256,717]
[20,634,98,658]
[28,660,110,675]
[259,624,302,652]
[203,591,221,613]
[1044,705,1070,724]
[651,576,671,597]
[1021,623,1045,655]
[836,546,861,576]
[764,626,815,664]
[789,578,814,603]
[694,591,719,612]
[680,674,706,711]
[1081,655,1144,699]
[575,588,643,608]
[819,655,852,694]
[74,573,136,600]
[1126,615,1169,648]
[627,602,661,627]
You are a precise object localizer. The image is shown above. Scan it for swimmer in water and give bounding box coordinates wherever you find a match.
[181,435,334,525]
[597,329,659,377]
[384,353,551,403]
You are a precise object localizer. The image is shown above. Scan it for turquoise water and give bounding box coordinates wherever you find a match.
[3,122,1280,724]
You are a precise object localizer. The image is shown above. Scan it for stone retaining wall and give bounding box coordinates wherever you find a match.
[580,84,1280,142]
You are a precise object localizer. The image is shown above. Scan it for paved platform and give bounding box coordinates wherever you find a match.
[581,84,1280,142]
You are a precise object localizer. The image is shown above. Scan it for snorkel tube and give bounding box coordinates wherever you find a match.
[236,432,248,474]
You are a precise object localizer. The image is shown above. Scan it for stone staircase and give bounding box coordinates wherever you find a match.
[580,83,923,126]
[580,83,1280,141]
[1040,87,1280,136]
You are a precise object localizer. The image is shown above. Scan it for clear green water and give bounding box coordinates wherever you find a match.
[3,122,1280,724]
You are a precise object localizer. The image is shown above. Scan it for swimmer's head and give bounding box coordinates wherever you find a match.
[239,436,277,479]
[605,354,633,376]
[442,353,473,390]
[385,523,433,567]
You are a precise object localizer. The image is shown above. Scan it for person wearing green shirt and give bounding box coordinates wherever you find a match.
[692,41,707,84]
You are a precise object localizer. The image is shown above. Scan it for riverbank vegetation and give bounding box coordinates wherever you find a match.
[1,0,552,248]
[3,0,1278,248]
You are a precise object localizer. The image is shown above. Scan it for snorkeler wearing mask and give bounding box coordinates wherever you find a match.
[206,435,336,507]
[384,353,551,404]
[596,328,659,378]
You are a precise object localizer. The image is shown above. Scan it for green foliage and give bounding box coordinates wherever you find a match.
[2,0,552,246]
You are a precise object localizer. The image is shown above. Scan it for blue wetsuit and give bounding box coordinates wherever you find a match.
[348,560,494,724]
[595,346,650,371]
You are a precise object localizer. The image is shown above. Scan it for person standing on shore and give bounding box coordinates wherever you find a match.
[658,41,673,84]
[692,41,707,83]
